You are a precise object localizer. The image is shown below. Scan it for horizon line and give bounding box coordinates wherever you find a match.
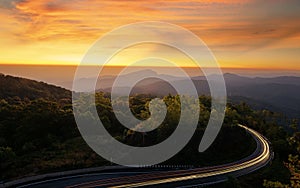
[1,63,300,71]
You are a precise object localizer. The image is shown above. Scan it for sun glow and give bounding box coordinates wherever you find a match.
[0,0,299,69]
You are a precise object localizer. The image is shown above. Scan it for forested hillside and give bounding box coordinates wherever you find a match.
[0,75,299,187]
[0,74,71,101]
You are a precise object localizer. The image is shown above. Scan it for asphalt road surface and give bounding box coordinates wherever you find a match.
[18,124,273,188]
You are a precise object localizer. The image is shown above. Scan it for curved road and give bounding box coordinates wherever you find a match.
[19,125,273,188]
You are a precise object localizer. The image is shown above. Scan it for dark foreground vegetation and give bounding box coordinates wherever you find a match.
[0,74,299,187]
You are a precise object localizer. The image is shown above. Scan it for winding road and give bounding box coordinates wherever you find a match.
[18,124,273,188]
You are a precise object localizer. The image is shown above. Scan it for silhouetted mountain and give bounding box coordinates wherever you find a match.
[224,73,300,86]
[99,72,300,118]
[0,73,71,100]
[228,83,300,117]
[66,69,185,92]
[1,71,299,118]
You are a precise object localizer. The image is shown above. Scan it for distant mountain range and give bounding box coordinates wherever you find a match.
[95,70,300,118]
[1,71,299,118]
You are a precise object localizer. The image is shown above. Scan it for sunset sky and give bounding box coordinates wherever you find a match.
[0,0,300,69]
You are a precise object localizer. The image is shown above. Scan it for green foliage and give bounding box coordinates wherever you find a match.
[263,180,289,188]
[0,93,258,180]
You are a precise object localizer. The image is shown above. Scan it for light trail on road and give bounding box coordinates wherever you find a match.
[66,124,272,188]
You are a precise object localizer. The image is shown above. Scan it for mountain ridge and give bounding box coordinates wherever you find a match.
[0,73,71,101]
[1,72,299,118]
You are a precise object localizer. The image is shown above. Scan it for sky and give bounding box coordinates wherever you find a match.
[0,0,300,70]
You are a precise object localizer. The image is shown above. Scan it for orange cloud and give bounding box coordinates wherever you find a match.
[0,0,299,69]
